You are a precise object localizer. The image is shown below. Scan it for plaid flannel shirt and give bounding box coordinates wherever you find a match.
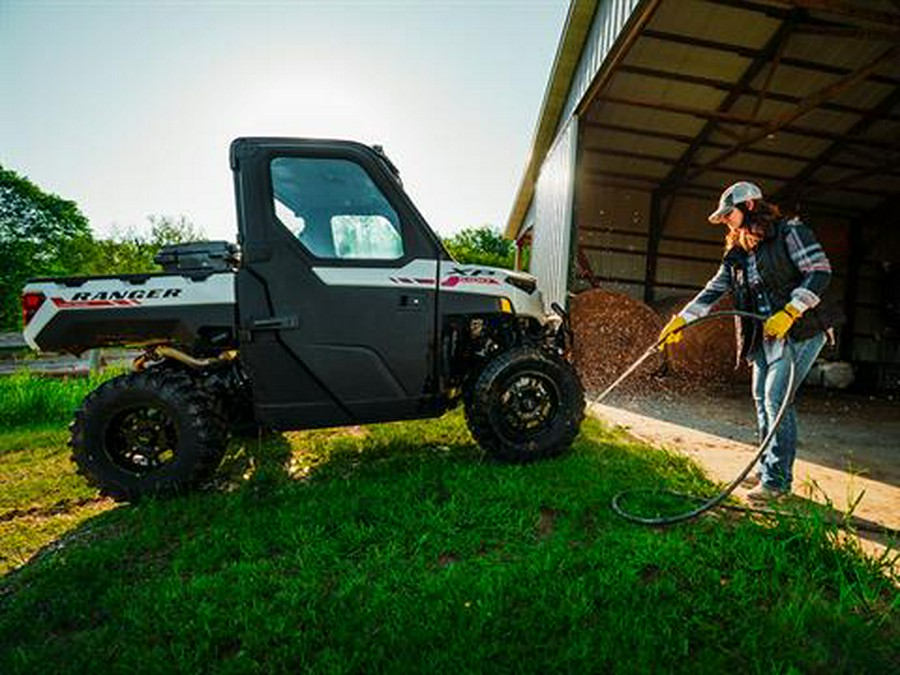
[680,217,832,322]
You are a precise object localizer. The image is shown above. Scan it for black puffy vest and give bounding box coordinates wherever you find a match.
[723,219,842,364]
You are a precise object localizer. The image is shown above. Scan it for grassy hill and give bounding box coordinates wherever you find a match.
[0,377,897,673]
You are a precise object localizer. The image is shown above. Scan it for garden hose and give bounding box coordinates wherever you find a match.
[601,311,900,537]
[600,310,796,526]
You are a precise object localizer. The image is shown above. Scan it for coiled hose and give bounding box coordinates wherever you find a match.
[601,311,900,537]
[599,310,792,525]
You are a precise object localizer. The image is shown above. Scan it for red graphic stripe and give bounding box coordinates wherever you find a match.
[52,298,142,309]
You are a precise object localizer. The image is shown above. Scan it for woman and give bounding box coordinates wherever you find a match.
[658,181,840,503]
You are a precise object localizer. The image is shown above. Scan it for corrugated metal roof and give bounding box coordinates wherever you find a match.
[505,0,601,241]
[508,0,900,237]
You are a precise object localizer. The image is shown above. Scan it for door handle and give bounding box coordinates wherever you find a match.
[250,315,300,330]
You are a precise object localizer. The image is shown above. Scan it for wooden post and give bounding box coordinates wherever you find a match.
[839,222,862,362]
[88,349,102,375]
[644,189,663,304]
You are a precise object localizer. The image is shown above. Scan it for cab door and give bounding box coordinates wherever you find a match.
[231,138,442,430]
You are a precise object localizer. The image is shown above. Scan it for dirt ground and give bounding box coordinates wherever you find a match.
[586,382,900,566]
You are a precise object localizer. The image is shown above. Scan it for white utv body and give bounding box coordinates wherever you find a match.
[22,138,584,501]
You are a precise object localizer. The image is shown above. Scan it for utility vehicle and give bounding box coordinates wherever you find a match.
[22,138,584,500]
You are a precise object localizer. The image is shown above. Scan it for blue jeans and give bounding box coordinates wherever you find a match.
[750,332,827,490]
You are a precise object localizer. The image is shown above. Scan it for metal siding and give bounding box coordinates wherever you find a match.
[559,0,642,130]
[531,117,578,312]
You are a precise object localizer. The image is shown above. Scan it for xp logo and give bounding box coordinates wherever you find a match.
[442,267,500,288]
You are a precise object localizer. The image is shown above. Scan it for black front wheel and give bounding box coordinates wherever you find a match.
[465,347,584,462]
[70,369,227,501]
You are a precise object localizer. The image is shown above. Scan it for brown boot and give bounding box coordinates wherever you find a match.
[747,484,789,504]
[740,474,761,489]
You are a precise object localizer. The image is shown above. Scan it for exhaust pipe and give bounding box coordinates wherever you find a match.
[134,345,237,371]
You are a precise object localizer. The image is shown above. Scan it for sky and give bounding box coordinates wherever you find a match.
[0,0,569,241]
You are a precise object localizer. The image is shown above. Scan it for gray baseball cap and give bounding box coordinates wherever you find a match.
[708,181,763,223]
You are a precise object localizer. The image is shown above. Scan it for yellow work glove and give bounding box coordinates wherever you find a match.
[658,315,687,351]
[763,304,802,339]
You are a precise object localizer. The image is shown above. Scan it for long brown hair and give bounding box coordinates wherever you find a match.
[725,199,782,252]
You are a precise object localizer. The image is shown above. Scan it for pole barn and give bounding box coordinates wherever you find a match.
[507,0,900,392]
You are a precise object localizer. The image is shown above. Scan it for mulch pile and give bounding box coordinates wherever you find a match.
[570,289,665,393]
[571,288,750,396]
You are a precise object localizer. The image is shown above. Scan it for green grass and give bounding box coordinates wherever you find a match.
[0,405,898,674]
[0,370,117,432]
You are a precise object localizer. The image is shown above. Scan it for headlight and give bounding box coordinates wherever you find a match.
[505,275,536,294]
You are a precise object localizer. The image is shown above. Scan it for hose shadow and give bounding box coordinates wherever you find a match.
[788,482,900,561]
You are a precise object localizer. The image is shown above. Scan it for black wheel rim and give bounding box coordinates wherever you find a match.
[105,405,178,474]
[495,369,560,442]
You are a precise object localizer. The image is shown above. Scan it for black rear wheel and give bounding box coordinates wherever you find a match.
[70,369,227,501]
[465,347,584,462]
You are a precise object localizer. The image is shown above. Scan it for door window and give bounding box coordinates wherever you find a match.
[270,157,404,260]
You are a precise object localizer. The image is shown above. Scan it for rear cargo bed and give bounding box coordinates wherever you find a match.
[22,272,236,355]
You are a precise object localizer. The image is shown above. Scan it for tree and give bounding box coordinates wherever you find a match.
[147,214,204,248]
[74,215,205,277]
[443,225,515,269]
[0,163,206,331]
[0,165,93,330]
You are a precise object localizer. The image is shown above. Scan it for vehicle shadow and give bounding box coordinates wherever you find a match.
[212,422,485,493]
[0,420,489,588]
